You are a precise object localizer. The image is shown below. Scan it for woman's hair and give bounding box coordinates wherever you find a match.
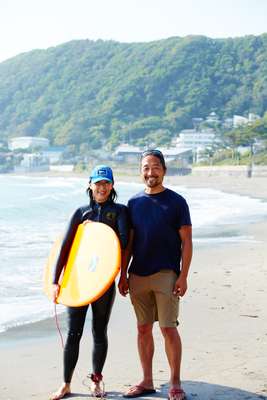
[86,181,117,206]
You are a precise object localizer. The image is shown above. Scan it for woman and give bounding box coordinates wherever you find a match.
[50,165,129,400]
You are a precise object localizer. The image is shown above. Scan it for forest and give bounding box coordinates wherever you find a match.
[1,34,267,153]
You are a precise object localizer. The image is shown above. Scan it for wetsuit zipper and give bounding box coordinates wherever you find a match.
[97,204,102,222]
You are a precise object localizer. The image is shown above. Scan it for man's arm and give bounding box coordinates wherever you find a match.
[173,225,193,297]
[118,229,134,296]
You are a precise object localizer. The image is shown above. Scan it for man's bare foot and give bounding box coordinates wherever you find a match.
[123,380,155,398]
[50,383,71,400]
[168,385,186,400]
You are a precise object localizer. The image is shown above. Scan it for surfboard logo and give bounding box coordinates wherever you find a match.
[88,254,99,272]
[105,211,116,222]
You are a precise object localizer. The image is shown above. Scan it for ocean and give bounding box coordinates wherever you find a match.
[1,174,267,334]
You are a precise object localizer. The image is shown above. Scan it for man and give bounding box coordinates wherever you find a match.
[118,149,192,400]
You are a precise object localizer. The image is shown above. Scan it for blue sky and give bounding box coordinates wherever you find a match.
[0,0,267,63]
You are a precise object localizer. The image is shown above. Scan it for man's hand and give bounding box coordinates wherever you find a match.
[173,275,187,297]
[118,275,129,297]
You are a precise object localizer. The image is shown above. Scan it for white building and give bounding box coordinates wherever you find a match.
[248,113,260,123]
[8,136,49,151]
[223,118,233,129]
[176,128,216,151]
[233,115,249,128]
[205,112,220,125]
[223,113,260,130]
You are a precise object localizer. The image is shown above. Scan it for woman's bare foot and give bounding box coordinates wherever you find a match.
[50,383,71,400]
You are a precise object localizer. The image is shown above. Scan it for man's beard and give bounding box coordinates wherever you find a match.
[145,176,159,187]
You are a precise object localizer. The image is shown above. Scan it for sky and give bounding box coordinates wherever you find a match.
[0,0,267,63]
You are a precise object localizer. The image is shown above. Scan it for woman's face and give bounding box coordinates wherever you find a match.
[90,180,113,203]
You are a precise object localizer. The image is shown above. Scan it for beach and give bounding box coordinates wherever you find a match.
[0,174,267,400]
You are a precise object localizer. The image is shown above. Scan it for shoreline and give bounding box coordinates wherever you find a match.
[1,174,267,399]
[6,170,267,200]
[165,174,267,201]
[0,312,65,347]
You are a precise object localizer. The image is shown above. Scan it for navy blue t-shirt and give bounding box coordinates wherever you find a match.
[128,188,191,276]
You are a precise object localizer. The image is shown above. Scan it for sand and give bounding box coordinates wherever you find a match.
[0,174,267,400]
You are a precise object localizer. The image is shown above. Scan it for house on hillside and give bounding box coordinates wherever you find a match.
[174,128,218,163]
[248,113,261,123]
[222,118,233,129]
[176,128,217,150]
[205,112,220,125]
[233,115,249,128]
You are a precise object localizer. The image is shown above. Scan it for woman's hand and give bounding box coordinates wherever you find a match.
[118,275,129,297]
[52,284,60,303]
[83,219,92,225]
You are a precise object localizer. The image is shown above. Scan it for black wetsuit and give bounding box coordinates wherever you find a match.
[52,200,129,383]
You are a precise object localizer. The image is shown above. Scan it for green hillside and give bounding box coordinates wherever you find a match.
[1,34,267,151]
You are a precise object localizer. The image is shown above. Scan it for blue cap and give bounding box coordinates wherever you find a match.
[90,165,114,184]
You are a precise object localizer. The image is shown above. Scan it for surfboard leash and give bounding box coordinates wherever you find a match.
[53,305,106,398]
[54,303,65,349]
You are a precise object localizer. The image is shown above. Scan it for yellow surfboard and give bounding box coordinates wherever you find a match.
[44,222,121,307]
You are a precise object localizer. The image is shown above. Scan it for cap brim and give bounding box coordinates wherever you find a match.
[90,177,113,184]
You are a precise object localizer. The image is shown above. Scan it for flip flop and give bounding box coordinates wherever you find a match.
[168,387,186,400]
[123,385,156,398]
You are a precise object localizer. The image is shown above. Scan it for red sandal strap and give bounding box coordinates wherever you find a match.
[90,373,103,383]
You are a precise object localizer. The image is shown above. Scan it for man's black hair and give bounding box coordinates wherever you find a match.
[141,149,166,170]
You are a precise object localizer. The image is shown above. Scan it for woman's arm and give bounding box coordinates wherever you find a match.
[51,208,82,302]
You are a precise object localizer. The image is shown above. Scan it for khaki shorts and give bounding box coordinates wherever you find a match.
[128,270,179,328]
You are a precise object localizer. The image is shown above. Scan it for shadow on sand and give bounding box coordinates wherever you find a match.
[156,380,267,400]
[62,381,266,400]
